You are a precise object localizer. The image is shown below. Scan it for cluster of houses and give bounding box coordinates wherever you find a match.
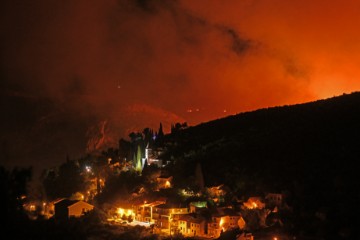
[23,198,95,220]
[109,188,285,238]
[32,184,283,238]
[114,199,246,238]
[23,171,285,239]
[22,143,287,239]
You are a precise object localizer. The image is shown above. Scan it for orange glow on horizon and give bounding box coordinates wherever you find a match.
[3,0,360,170]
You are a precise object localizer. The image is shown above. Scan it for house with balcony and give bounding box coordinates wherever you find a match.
[133,200,165,223]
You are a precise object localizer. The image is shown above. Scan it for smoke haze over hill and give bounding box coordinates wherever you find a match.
[2,0,360,175]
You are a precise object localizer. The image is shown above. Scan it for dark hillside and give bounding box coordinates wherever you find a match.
[167,92,360,183]
[165,92,360,236]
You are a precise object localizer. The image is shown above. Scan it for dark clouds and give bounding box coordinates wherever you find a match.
[1,0,360,172]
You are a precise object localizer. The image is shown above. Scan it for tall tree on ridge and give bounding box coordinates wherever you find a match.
[158,123,164,137]
[156,122,165,147]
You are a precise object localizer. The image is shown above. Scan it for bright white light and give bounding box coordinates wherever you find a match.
[117,208,124,215]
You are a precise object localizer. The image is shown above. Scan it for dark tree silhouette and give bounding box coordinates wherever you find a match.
[0,166,32,223]
[42,159,84,200]
[119,138,132,161]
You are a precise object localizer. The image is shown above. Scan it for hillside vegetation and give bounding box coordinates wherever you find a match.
[165,92,360,236]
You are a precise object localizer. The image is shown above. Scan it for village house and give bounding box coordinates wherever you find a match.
[207,184,226,197]
[206,184,228,204]
[145,145,165,168]
[243,196,265,209]
[207,215,226,238]
[156,176,173,190]
[114,202,135,222]
[220,208,246,230]
[133,200,165,223]
[54,199,94,219]
[265,193,283,208]
[189,201,207,213]
[207,208,246,238]
[178,214,206,237]
[152,203,188,232]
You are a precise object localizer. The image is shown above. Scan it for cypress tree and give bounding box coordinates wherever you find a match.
[158,122,164,137]
[136,145,142,172]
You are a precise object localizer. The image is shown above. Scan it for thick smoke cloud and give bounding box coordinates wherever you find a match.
[1,0,360,172]
[183,0,360,98]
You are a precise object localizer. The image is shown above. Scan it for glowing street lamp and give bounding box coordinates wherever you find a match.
[85,166,92,173]
[117,208,124,216]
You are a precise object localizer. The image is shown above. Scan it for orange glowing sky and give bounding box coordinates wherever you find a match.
[1,0,360,168]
